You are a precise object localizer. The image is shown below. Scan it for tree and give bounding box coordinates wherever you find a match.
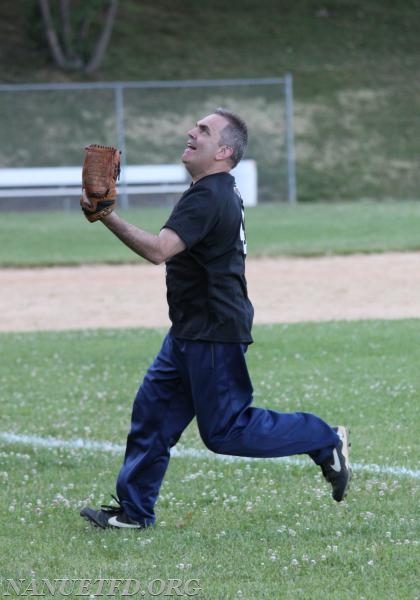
[38,0,119,74]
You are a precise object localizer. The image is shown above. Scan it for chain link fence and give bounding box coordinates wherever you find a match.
[0,77,296,210]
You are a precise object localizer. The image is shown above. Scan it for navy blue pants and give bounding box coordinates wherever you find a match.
[116,332,339,524]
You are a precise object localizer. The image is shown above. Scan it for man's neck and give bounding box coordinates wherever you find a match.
[189,165,231,185]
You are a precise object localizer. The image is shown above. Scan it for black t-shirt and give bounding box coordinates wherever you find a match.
[163,172,254,343]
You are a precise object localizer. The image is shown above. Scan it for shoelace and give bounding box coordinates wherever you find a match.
[100,494,123,513]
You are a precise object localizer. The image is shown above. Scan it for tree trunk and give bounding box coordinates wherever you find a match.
[84,0,119,74]
[38,0,119,73]
[58,0,84,68]
[38,0,68,69]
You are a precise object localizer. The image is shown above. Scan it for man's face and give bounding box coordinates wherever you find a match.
[181,113,232,180]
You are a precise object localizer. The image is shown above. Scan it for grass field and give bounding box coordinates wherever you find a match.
[1,202,420,598]
[2,200,420,267]
[0,321,419,599]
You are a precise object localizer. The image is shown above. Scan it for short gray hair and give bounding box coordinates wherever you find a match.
[214,107,248,167]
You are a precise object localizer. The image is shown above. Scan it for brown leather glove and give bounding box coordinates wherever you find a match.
[81,144,121,222]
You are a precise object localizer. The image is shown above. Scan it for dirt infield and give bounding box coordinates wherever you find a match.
[1,252,420,332]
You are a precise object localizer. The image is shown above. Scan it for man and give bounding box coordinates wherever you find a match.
[80,108,351,529]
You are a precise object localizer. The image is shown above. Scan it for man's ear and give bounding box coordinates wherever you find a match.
[216,145,234,162]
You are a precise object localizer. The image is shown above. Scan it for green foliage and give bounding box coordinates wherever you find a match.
[0,0,419,201]
[0,320,419,598]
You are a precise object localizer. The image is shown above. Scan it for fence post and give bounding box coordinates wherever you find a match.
[114,84,129,209]
[284,73,297,203]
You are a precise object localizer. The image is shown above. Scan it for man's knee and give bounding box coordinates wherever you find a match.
[199,430,231,455]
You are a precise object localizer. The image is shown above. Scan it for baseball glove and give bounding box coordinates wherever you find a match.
[81,144,121,222]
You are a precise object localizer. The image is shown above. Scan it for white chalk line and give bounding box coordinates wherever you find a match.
[1,431,419,480]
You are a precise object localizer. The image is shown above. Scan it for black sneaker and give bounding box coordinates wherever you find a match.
[80,496,146,529]
[321,426,352,502]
